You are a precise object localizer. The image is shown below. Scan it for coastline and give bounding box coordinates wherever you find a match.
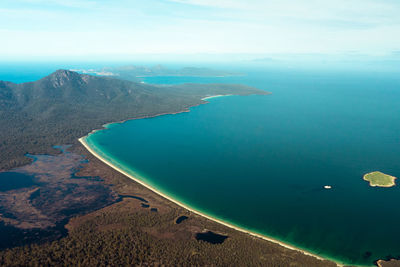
[84,94,236,139]
[79,136,341,266]
[77,92,344,266]
[201,94,232,100]
[76,93,354,266]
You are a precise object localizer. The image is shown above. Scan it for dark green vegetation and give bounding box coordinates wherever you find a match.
[0,69,267,171]
[0,69,332,266]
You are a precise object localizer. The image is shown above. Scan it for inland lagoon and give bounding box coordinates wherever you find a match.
[0,172,39,192]
[83,67,400,266]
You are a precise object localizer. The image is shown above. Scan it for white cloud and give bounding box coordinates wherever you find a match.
[0,0,399,58]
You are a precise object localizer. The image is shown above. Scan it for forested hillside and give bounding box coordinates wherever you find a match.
[0,70,267,170]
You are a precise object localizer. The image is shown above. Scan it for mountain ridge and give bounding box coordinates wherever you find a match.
[0,70,268,170]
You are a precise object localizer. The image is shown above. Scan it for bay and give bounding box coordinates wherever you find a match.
[2,63,400,265]
[86,67,400,265]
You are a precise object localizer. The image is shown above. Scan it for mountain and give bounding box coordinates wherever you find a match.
[0,70,268,170]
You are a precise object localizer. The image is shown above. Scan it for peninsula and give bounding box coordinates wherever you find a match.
[72,64,241,82]
[363,171,397,187]
[0,70,338,266]
[0,70,337,266]
[0,69,267,171]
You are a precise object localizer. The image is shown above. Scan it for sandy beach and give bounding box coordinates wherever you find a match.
[201,94,233,100]
[78,135,342,266]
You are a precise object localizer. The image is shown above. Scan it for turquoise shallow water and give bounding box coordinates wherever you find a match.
[85,68,400,266]
[2,64,400,266]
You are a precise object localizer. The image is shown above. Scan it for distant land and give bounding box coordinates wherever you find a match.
[0,69,264,171]
[0,70,333,267]
[71,64,242,82]
[1,68,399,266]
[363,171,397,187]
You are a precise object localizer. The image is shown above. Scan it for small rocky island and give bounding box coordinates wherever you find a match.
[363,171,396,187]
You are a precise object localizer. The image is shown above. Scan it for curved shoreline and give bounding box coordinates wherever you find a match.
[78,136,343,266]
[79,136,342,265]
[83,94,235,141]
[77,94,350,266]
[201,94,233,100]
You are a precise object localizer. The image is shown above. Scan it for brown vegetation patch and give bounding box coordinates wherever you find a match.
[0,143,337,266]
[0,147,118,249]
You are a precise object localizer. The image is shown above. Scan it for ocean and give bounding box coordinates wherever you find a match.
[2,63,400,265]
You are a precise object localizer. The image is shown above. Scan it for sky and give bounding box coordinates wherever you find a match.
[1,0,400,61]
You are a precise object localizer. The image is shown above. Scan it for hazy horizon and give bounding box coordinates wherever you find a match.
[1,0,400,61]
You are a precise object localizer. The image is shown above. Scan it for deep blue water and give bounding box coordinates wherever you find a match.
[86,67,400,266]
[2,63,400,265]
